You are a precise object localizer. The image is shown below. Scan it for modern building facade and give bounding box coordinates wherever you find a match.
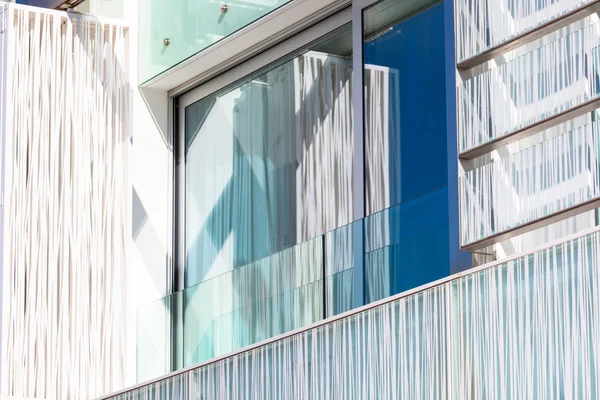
[0,0,599,398]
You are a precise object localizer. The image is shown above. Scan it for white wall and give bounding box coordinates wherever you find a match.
[82,0,172,388]
[121,0,172,388]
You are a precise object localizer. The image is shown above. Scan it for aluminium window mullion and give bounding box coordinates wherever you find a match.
[352,1,365,309]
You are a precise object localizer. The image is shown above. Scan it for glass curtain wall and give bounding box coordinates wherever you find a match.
[177,0,451,370]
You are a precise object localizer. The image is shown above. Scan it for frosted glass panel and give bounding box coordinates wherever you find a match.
[456,0,596,61]
[458,19,600,153]
[452,231,600,398]
[461,114,600,245]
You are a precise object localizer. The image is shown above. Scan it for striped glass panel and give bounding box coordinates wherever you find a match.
[460,116,600,245]
[458,19,600,153]
[456,0,595,61]
[452,230,600,398]
[117,285,449,399]
[109,228,600,399]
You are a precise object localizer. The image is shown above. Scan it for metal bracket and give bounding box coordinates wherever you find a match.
[0,5,7,34]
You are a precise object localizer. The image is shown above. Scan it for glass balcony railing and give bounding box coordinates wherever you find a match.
[456,0,596,62]
[106,225,600,400]
[134,186,451,383]
[461,113,600,246]
[139,0,291,83]
[458,17,600,154]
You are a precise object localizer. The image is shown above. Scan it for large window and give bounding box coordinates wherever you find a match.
[181,25,354,367]
[166,0,454,372]
[184,25,354,288]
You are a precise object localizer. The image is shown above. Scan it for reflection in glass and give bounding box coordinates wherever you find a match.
[363,0,448,214]
[364,187,450,303]
[175,0,456,373]
[185,26,354,288]
[182,26,353,367]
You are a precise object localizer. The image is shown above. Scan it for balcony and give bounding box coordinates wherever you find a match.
[138,0,290,84]
[134,187,452,383]
[101,225,600,399]
[460,112,600,248]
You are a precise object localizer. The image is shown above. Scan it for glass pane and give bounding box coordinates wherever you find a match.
[363,0,448,215]
[183,238,324,366]
[364,186,450,303]
[456,0,595,62]
[324,220,358,317]
[458,18,600,153]
[184,25,353,288]
[137,292,182,383]
[138,0,292,83]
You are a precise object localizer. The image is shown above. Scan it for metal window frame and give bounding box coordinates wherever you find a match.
[172,0,385,308]
[174,6,352,294]
[167,0,453,381]
[169,4,355,374]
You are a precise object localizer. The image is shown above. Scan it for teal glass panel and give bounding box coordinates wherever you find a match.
[139,0,292,83]
[324,220,357,317]
[183,237,324,367]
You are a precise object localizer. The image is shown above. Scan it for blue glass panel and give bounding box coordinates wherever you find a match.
[364,186,450,303]
[364,2,448,208]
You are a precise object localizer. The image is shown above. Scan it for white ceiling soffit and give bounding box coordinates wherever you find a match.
[144,0,351,95]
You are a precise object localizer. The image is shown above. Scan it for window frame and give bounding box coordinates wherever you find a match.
[168,0,443,372]
[174,6,355,293]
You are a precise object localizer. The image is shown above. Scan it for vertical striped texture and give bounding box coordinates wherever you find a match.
[364,65,401,215]
[177,50,404,378]
[453,230,600,399]
[456,0,594,61]
[107,228,600,400]
[460,117,600,245]
[458,20,600,153]
[0,5,129,399]
[116,286,448,400]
